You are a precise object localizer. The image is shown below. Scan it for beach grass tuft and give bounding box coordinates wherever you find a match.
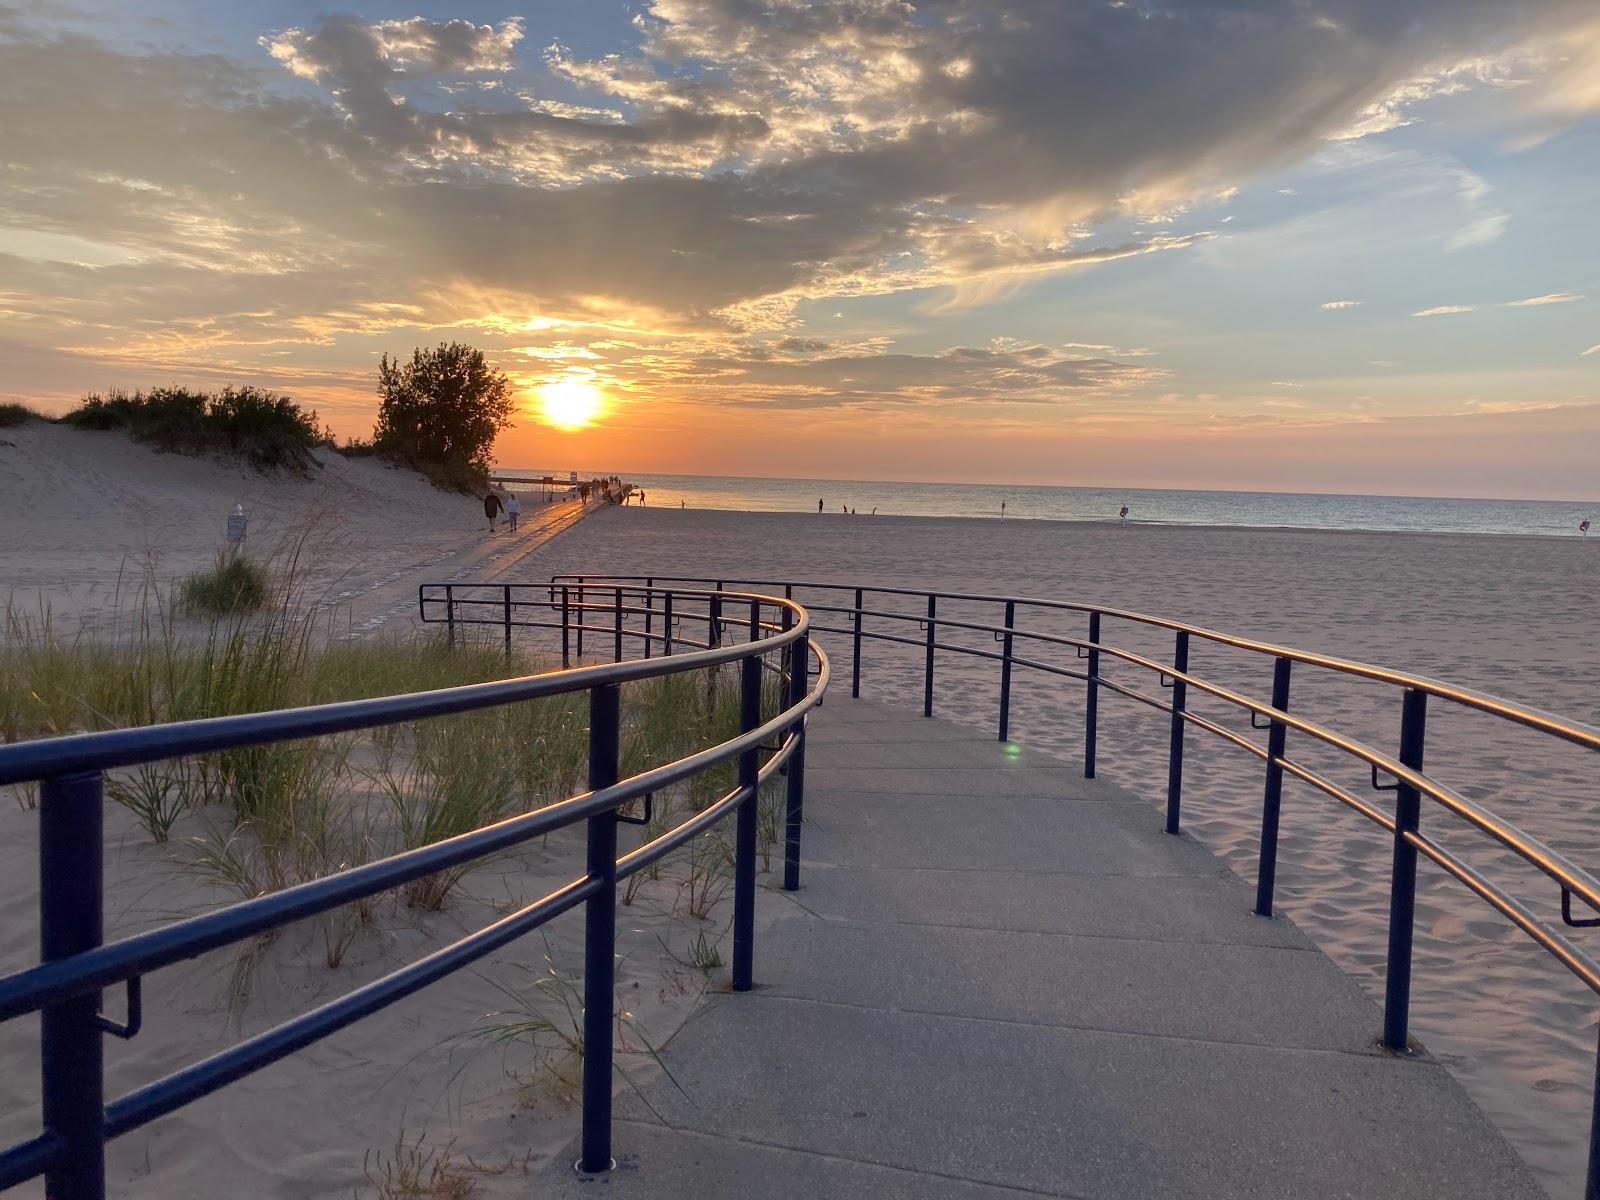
[180,554,270,615]
[361,1130,482,1200]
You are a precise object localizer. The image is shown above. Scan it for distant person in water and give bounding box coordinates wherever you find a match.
[483,491,504,533]
[1119,504,1129,526]
[639,489,647,506]
[1582,519,1592,537]
[504,490,521,532]
[842,504,847,514]
[817,498,823,513]
[1001,499,1006,519]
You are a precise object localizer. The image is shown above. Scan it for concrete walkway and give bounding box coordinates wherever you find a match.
[332,495,593,637]
[543,697,1547,1199]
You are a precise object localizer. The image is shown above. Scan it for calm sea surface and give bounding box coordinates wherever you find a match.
[506,471,1597,537]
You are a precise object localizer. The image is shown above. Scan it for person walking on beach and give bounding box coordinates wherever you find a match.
[483,490,504,533]
[1582,519,1592,537]
[1001,499,1007,520]
[504,490,521,533]
[1119,504,1130,527]
[818,498,824,513]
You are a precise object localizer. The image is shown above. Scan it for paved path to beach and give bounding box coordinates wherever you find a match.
[327,494,594,637]
[541,696,1546,1199]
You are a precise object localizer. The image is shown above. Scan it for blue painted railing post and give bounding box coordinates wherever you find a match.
[1165,630,1189,834]
[922,594,936,718]
[1254,657,1293,917]
[445,584,456,651]
[1382,688,1429,1052]
[40,771,106,1200]
[502,584,513,655]
[643,578,654,658]
[1586,1027,1600,1200]
[732,653,763,991]
[662,591,674,655]
[997,600,1015,741]
[709,589,722,649]
[783,631,810,892]
[612,587,624,662]
[579,684,620,1174]
[1084,611,1101,779]
[560,585,571,668]
[575,584,585,660]
[851,587,863,698]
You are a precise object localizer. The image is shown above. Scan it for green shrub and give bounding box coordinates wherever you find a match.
[0,402,45,428]
[64,386,326,472]
[182,555,269,614]
[335,436,378,458]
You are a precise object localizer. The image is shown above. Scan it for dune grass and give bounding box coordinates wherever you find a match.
[1,568,785,922]
[64,386,329,472]
[0,402,46,428]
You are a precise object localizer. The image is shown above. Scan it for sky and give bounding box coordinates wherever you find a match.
[1,1,1598,498]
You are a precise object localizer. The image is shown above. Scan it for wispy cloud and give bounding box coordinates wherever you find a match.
[1447,212,1509,250]
[1414,305,1476,317]
[1505,292,1584,306]
[1583,344,1600,357]
[1321,300,1362,310]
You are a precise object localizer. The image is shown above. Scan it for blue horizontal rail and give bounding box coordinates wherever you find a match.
[0,586,829,1197]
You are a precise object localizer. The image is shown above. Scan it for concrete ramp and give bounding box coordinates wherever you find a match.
[542,698,1546,1199]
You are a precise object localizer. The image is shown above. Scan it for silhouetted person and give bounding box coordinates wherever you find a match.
[483,491,503,533]
[818,499,823,513]
[1119,504,1129,527]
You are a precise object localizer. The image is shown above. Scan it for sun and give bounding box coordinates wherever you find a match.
[536,377,604,431]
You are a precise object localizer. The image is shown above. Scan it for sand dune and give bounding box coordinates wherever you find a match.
[0,423,580,636]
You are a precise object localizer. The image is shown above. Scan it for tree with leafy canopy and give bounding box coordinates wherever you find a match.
[373,343,513,490]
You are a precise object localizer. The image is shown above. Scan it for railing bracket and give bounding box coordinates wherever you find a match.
[1562,888,1600,928]
[95,975,142,1040]
[1370,764,1400,792]
[1250,711,1272,730]
[616,793,654,827]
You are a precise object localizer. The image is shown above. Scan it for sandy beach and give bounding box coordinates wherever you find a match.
[3,446,1599,1195]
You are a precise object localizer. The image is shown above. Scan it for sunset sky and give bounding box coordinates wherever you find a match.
[2,1,1598,496]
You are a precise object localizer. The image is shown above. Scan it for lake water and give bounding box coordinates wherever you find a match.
[503,471,1597,538]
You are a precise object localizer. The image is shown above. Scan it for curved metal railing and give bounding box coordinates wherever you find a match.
[0,587,829,1198]
[457,570,1600,1194]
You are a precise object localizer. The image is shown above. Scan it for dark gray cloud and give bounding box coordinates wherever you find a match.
[681,342,1168,409]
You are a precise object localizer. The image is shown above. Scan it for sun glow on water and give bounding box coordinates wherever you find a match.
[536,377,604,431]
